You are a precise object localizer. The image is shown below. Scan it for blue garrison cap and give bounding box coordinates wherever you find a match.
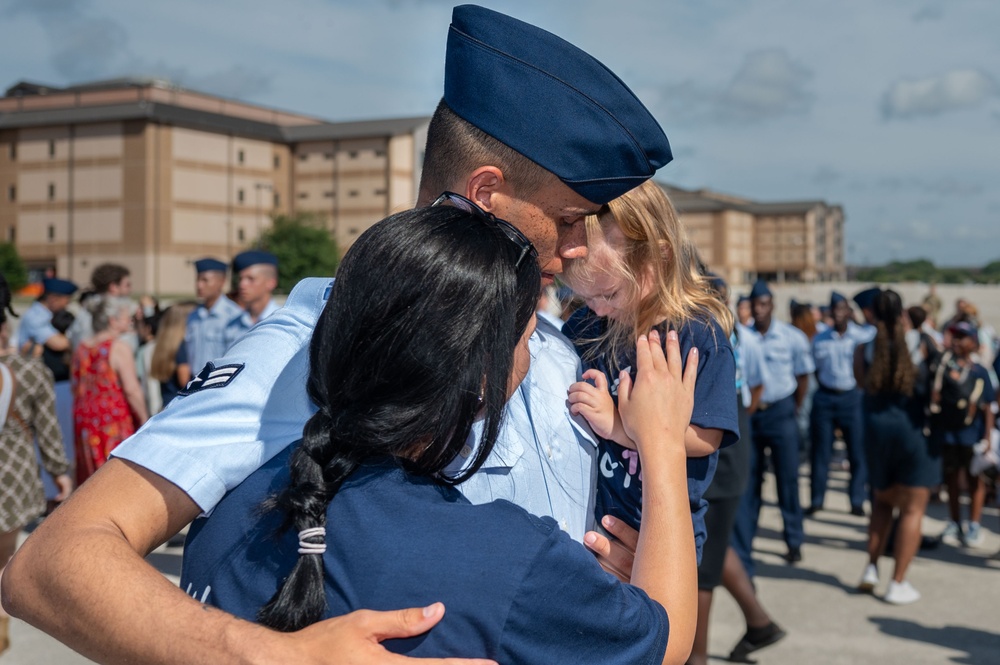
[737,295,750,306]
[830,291,848,308]
[232,250,278,273]
[194,257,227,274]
[852,287,880,311]
[42,277,78,296]
[749,279,772,300]
[949,320,979,339]
[705,271,727,296]
[444,5,672,205]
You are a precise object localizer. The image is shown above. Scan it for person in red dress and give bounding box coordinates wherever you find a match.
[72,295,149,486]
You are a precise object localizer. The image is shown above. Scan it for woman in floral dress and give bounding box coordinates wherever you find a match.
[72,295,148,486]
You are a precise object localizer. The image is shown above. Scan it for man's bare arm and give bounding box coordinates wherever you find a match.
[1,459,495,665]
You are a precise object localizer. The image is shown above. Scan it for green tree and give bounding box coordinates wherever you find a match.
[253,213,339,293]
[0,242,28,291]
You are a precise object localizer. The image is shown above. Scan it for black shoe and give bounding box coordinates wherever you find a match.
[784,547,802,564]
[919,535,939,550]
[850,505,866,517]
[728,622,787,662]
[805,505,821,517]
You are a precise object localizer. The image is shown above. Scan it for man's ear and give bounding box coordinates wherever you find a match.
[465,166,507,212]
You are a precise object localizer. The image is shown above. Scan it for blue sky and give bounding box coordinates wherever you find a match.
[2,0,997,266]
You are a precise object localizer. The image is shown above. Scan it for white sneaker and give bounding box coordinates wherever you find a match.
[966,522,984,547]
[940,521,964,546]
[884,580,921,605]
[858,563,879,593]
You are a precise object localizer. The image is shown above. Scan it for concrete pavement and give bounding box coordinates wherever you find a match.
[3,468,998,664]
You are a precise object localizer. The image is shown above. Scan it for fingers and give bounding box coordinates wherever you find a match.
[583,525,634,583]
[683,347,699,390]
[663,329,682,377]
[647,329,667,373]
[633,333,651,377]
[616,369,633,410]
[567,383,602,409]
[581,368,608,392]
[366,604,446,642]
[600,515,640,552]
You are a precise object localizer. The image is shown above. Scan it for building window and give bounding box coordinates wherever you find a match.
[374,188,387,196]
[297,192,308,199]
[7,227,14,242]
[348,227,359,235]
[237,228,245,242]
[324,191,335,198]
[374,149,386,158]
[237,149,245,164]
[324,153,333,160]
[48,183,55,201]
[47,225,55,241]
[7,185,14,202]
[298,153,308,161]
[348,189,359,198]
[273,192,280,207]
[237,188,245,204]
[273,155,280,169]
[348,150,358,159]
[8,143,15,160]
[48,140,56,158]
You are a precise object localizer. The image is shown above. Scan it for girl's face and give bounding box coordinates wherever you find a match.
[573,270,632,320]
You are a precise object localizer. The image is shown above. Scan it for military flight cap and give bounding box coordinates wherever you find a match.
[852,287,881,311]
[830,291,848,308]
[749,279,772,300]
[42,277,78,295]
[194,258,228,274]
[232,250,278,273]
[444,4,672,205]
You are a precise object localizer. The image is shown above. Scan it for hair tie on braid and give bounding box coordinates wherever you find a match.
[297,527,327,555]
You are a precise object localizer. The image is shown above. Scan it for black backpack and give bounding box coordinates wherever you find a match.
[928,351,986,430]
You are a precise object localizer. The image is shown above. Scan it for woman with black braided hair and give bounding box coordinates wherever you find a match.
[180,205,700,665]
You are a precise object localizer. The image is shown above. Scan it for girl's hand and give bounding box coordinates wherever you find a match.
[568,370,617,440]
[617,330,697,457]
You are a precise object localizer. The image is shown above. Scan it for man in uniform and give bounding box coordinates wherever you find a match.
[4,6,676,663]
[807,291,874,517]
[185,257,242,374]
[732,279,815,568]
[224,250,280,347]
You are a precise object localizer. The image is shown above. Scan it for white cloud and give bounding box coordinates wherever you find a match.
[663,48,813,124]
[882,68,999,119]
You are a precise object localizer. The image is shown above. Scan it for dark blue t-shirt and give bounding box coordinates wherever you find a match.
[563,309,739,561]
[181,446,669,664]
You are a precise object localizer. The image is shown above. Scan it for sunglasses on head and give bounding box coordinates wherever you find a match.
[431,191,537,269]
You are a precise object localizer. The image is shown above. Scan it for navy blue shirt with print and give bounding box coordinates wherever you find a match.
[563,309,739,562]
[937,360,997,446]
[181,445,669,664]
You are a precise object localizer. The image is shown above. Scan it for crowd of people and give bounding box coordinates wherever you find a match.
[0,5,996,665]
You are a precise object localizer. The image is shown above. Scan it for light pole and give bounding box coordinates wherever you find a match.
[254,182,273,243]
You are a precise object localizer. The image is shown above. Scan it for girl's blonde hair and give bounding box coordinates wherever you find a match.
[564,180,734,362]
[150,302,197,383]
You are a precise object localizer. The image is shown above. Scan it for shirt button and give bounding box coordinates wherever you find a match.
[460,445,473,458]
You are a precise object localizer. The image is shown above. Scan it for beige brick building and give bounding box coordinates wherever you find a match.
[663,184,846,286]
[0,77,843,295]
[0,78,427,294]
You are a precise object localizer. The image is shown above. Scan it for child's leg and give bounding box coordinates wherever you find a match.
[892,487,930,582]
[868,488,897,564]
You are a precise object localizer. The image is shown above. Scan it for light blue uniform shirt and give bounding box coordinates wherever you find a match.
[736,323,765,407]
[114,279,600,542]
[812,321,872,391]
[185,296,244,374]
[749,319,815,404]
[16,301,59,348]
[222,298,280,349]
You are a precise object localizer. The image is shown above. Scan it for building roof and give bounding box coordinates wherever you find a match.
[283,116,429,142]
[656,181,835,217]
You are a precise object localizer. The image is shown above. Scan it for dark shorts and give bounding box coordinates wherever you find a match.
[697,494,741,591]
[941,443,975,476]
[865,397,941,490]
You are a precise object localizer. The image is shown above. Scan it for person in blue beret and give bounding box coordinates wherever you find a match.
[853,287,881,337]
[5,6,682,663]
[185,257,243,375]
[806,291,872,518]
[223,250,280,348]
[731,279,815,569]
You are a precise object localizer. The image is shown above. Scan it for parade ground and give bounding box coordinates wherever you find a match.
[4,465,998,664]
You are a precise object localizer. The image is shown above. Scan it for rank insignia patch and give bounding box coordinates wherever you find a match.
[180,362,245,396]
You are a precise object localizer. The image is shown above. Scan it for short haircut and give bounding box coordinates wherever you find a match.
[91,264,130,294]
[420,99,554,201]
[907,305,927,329]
